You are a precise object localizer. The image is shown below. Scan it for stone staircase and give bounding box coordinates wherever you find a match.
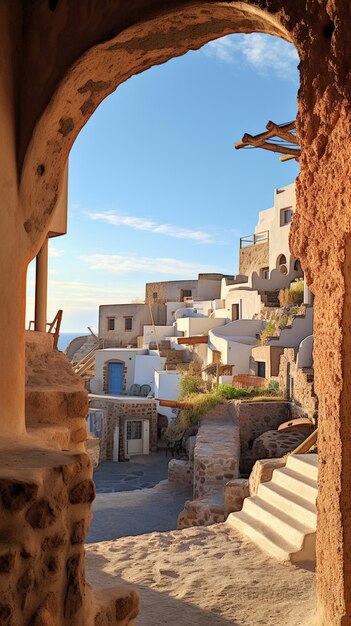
[228,454,317,562]
[159,339,184,370]
[259,290,280,307]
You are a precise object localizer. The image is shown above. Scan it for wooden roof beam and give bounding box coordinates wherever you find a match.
[177,335,209,345]
[266,120,299,145]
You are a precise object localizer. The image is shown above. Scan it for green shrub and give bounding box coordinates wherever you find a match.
[290,281,304,305]
[279,282,304,307]
[268,379,280,394]
[179,374,204,398]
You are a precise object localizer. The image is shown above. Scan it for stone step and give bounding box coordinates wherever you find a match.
[27,424,72,449]
[228,454,318,562]
[286,453,318,481]
[243,496,315,545]
[272,467,318,502]
[227,510,302,561]
[258,482,316,527]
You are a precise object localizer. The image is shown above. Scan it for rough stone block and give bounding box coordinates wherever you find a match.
[249,457,287,496]
[168,459,193,486]
[252,429,307,463]
[224,478,250,517]
[69,479,95,504]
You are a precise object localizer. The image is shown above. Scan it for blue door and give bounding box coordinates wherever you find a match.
[108,363,123,395]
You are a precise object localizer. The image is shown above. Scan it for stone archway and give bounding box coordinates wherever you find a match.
[1,1,351,624]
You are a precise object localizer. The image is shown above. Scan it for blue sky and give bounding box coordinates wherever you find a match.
[26,33,299,332]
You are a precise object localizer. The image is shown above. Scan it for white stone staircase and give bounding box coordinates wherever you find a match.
[227,454,317,562]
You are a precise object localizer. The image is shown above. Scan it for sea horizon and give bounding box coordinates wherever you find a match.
[57,331,87,352]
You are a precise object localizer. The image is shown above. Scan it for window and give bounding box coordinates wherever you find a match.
[126,420,142,440]
[153,291,158,301]
[125,317,133,331]
[280,207,293,226]
[260,267,269,279]
[257,362,266,378]
[107,317,115,331]
[277,254,287,266]
[181,289,192,300]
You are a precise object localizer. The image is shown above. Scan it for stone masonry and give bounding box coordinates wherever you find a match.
[0,446,138,626]
[235,401,290,474]
[239,241,269,276]
[279,348,318,423]
[177,403,240,529]
[89,396,157,461]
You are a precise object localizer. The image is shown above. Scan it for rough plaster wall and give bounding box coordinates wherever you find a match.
[239,241,269,276]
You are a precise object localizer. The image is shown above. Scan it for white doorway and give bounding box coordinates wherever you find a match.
[125,420,150,456]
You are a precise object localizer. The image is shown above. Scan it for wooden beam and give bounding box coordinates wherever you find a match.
[257,142,301,157]
[157,399,191,408]
[266,120,299,145]
[280,154,299,162]
[177,335,208,345]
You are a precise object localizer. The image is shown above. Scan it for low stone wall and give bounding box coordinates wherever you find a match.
[168,459,193,487]
[193,404,240,498]
[0,445,138,625]
[177,403,240,529]
[235,400,290,474]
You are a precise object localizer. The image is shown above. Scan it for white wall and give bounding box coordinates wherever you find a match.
[224,289,262,320]
[90,348,147,394]
[176,316,225,337]
[297,334,313,369]
[154,370,180,422]
[268,183,296,273]
[208,320,265,373]
[143,325,174,346]
[134,354,163,392]
[166,301,187,324]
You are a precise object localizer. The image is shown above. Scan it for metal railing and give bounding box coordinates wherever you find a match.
[240,230,269,248]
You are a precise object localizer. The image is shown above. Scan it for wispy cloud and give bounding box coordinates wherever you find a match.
[203,34,299,82]
[86,211,216,244]
[26,279,143,315]
[80,254,217,277]
[49,245,64,258]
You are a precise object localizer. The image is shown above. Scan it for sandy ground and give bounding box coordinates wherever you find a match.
[86,522,316,626]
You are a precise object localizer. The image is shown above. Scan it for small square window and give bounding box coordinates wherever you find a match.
[125,317,132,331]
[181,289,192,300]
[107,318,115,331]
[260,267,269,279]
[280,208,293,226]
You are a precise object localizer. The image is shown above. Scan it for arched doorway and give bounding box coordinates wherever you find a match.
[1,2,350,624]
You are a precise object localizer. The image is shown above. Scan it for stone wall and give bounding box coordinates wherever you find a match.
[89,396,157,461]
[177,403,240,528]
[279,348,318,422]
[235,400,290,474]
[193,404,240,498]
[168,459,193,487]
[0,446,138,626]
[239,241,269,277]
